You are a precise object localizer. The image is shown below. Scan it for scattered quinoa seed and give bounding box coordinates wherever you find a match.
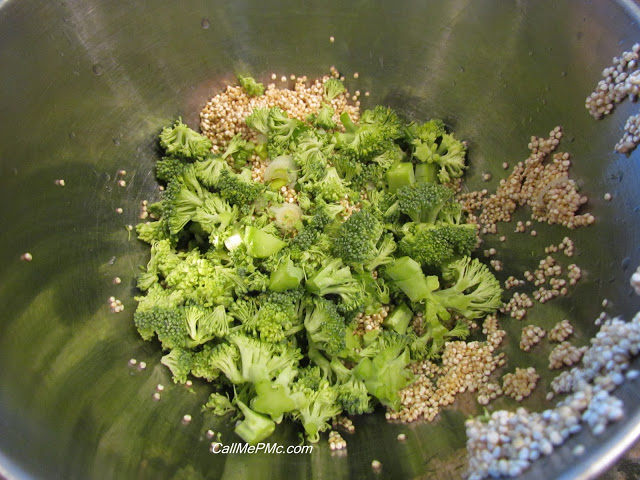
[20,252,33,262]
[152,392,161,401]
[397,433,407,442]
[137,361,147,371]
[329,36,335,43]
[182,414,192,425]
[113,276,122,285]
[371,460,382,472]
[604,192,612,201]
[115,207,123,214]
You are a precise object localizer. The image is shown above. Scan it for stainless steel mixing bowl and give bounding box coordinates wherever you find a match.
[2,0,640,478]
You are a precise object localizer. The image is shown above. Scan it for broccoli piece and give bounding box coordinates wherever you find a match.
[398,223,478,269]
[407,119,467,183]
[332,208,383,265]
[244,226,287,259]
[237,74,265,96]
[204,392,236,416]
[159,119,212,159]
[303,297,347,356]
[136,220,170,244]
[385,256,440,303]
[215,169,263,207]
[269,257,304,292]
[432,256,503,319]
[323,78,346,101]
[133,307,187,350]
[251,289,305,342]
[302,166,352,203]
[396,182,454,224]
[291,376,342,442]
[383,303,413,334]
[192,194,238,238]
[353,331,414,410]
[251,377,298,423]
[245,107,270,136]
[386,162,415,193]
[264,155,297,190]
[330,358,373,415]
[271,203,304,233]
[192,342,244,384]
[228,332,302,383]
[235,399,276,445]
[267,107,305,154]
[221,134,254,169]
[410,313,470,360]
[193,154,232,188]
[161,347,193,384]
[156,156,187,184]
[305,258,362,304]
[307,103,337,130]
[184,305,231,347]
[335,106,403,161]
[293,130,332,183]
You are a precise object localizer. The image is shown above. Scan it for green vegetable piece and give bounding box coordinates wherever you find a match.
[387,162,415,193]
[415,162,439,184]
[238,74,265,96]
[234,399,276,445]
[244,226,287,258]
[383,303,413,334]
[385,256,439,302]
[252,380,297,422]
[269,258,304,292]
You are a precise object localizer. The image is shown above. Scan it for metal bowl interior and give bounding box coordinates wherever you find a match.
[2,1,640,479]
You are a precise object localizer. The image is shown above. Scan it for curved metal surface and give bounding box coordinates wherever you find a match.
[1,0,640,479]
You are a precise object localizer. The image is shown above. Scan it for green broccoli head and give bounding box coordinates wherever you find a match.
[159,118,212,159]
[396,182,454,224]
[303,297,347,356]
[398,223,477,270]
[237,74,265,97]
[332,208,384,265]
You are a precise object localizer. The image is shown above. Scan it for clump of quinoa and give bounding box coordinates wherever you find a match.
[459,127,594,234]
[502,367,540,401]
[548,341,588,370]
[519,325,546,351]
[548,319,574,343]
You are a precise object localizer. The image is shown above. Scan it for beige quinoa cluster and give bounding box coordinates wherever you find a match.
[502,367,540,401]
[500,292,533,320]
[548,341,588,370]
[548,319,574,343]
[387,315,506,421]
[328,430,347,451]
[332,415,355,434]
[519,325,546,351]
[108,296,124,313]
[200,69,360,152]
[459,127,594,234]
[544,237,575,257]
[504,276,525,290]
[353,305,389,335]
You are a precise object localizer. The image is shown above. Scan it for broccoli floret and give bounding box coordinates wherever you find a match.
[235,398,276,445]
[136,220,170,244]
[335,106,403,160]
[156,156,187,184]
[161,347,193,384]
[353,331,414,410]
[307,103,338,130]
[407,119,467,183]
[329,358,373,415]
[267,107,305,155]
[269,257,304,292]
[221,134,254,169]
[228,332,302,383]
[302,166,352,203]
[252,289,305,342]
[159,119,212,159]
[293,130,332,183]
[194,154,232,188]
[245,107,270,136]
[410,312,470,360]
[291,376,342,442]
[215,169,263,207]
[184,305,231,347]
[305,258,362,305]
[332,208,383,265]
[194,342,244,384]
[303,297,347,356]
[385,256,440,303]
[204,392,236,416]
[323,78,346,102]
[396,182,454,224]
[192,194,238,239]
[398,223,477,269]
[432,256,503,319]
[133,307,187,350]
[237,74,265,97]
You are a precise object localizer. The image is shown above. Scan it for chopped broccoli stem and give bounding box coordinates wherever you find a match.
[244,226,287,258]
[383,303,413,334]
[387,162,415,192]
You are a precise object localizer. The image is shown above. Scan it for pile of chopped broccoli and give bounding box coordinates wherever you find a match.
[132,74,502,447]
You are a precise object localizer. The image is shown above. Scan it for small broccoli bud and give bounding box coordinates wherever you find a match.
[237,74,265,96]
